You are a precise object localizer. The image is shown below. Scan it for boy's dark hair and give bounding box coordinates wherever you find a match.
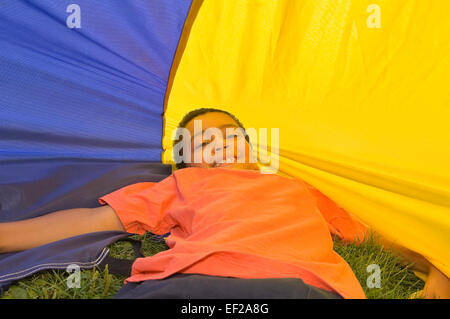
[173,108,250,169]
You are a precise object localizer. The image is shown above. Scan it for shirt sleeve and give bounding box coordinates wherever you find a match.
[98,175,177,235]
[306,183,368,244]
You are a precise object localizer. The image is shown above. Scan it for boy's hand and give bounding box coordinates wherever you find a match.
[418,265,450,299]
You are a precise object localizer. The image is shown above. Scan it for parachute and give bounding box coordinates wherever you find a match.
[0,0,449,290]
[163,0,450,278]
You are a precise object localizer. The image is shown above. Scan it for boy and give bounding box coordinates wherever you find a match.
[0,108,447,299]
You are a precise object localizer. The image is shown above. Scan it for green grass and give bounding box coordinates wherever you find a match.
[333,232,425,299]
[0,232,424,299]
[0,233,168,300]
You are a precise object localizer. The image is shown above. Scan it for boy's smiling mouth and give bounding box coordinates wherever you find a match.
[213,156,241,168]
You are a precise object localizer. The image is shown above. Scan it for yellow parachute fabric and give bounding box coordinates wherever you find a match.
[162,0,450,277]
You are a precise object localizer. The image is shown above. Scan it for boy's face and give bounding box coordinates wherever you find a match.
[183,112,259,171]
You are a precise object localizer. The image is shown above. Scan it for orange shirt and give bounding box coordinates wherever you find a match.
[99,167,368,299]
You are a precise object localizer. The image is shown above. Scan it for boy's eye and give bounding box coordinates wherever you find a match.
[195,141,210,150]
[227,134,245,141]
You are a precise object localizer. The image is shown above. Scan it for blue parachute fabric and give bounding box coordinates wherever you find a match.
[0,160,172,222]
[0,160,172,292]
[0,230,130,293]
[0,0,192,162]
[0,0,190,293]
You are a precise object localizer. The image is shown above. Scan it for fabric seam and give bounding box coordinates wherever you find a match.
[0,247,110,282]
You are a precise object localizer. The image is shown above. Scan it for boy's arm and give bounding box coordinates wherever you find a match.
[0,205,124,253]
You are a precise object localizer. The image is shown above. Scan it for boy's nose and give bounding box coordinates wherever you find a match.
[212,144,238,164]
